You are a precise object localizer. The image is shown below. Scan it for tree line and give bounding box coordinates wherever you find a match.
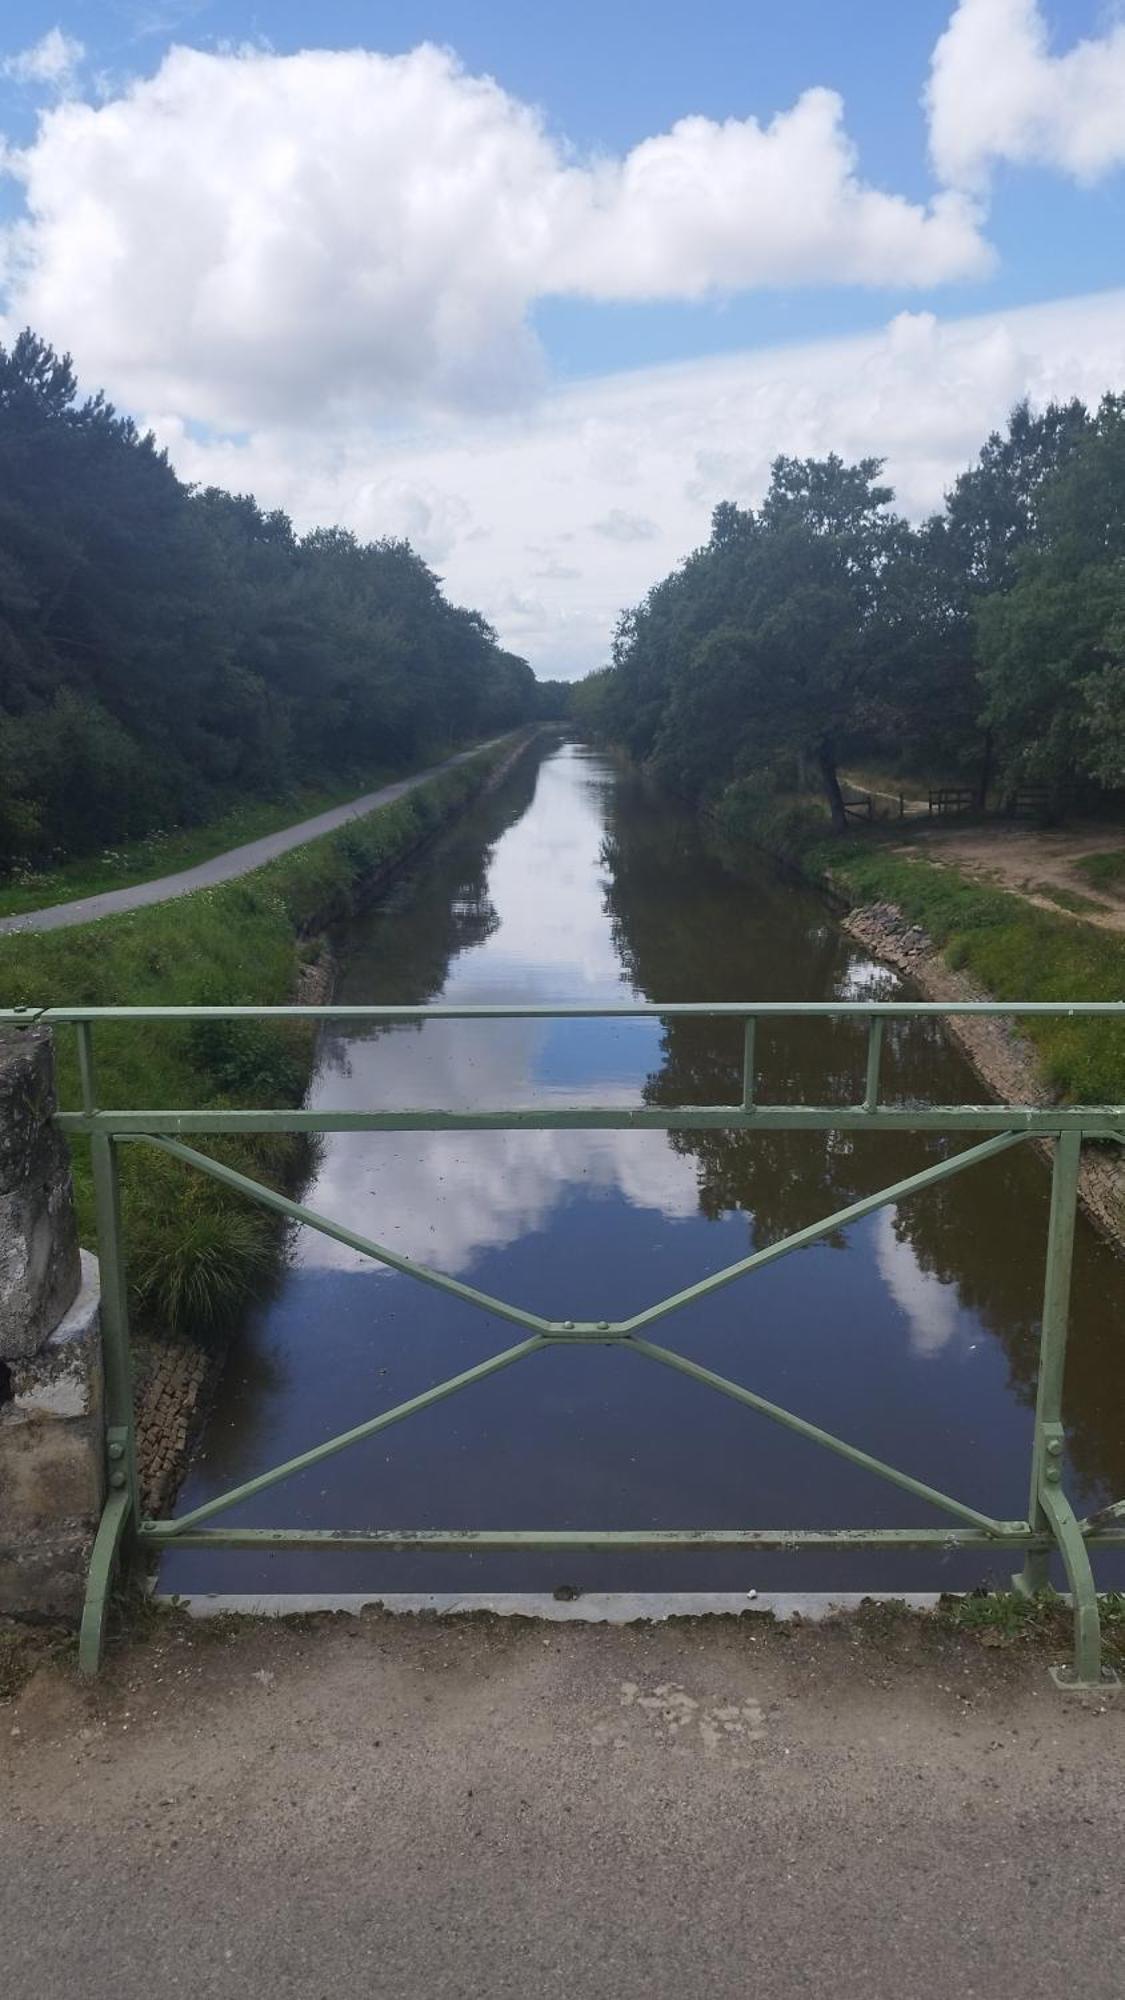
[572,393,1125,830]
[0,330,560,871]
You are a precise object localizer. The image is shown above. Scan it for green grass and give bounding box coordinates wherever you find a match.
[1030,881,1107,916]
[816,833,1125,1103]
[0,758,449,919]
[937,1590,1125,1666]
[1075,848,1125,897]
[0,742,507,1354]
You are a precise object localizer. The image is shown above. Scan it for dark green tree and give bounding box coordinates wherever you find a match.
[0,331,538,870]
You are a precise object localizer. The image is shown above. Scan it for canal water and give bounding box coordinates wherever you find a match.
[162,738,1125,1597]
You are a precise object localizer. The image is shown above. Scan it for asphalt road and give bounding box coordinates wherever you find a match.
[2,1609,1121,1999]
[0,738,508,936]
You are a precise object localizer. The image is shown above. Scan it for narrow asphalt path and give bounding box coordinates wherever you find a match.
[0,736,510,937]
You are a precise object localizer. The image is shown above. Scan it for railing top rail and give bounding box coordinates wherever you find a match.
[4,1000,1125,1025]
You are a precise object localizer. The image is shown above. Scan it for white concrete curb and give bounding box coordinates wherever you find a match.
[153,1589,945,1623]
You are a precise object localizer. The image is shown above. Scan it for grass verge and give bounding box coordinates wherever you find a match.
[0,748,476,920]
[1075,848,1125,898]
[1031,882,1108,916]
[0,739,510,1358]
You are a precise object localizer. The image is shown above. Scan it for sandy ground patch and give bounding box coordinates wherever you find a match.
[898,819,1125,929]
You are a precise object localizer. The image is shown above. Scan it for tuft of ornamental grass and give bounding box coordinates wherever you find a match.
[131,1183,279,1340]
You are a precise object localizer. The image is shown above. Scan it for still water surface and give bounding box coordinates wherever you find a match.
[164,740,1125,1595]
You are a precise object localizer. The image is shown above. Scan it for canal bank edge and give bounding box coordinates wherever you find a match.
[0,730,540,1524]
[704,788,1125,1258]
[137,725,540,1515]
[840,902,1125,1248]
[136,726,540,1515]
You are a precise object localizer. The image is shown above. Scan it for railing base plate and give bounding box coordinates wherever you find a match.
[1049,1664,1121,1694]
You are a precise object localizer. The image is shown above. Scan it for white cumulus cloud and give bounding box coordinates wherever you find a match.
[1,28,84,93]
[927,0,1125,188]
[147,287,1125,678]
[0,40,990,428]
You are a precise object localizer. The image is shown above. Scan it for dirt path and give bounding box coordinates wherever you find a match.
[0,736,510,938]
[2,1608,1121,1999]
[897,819,1125,930]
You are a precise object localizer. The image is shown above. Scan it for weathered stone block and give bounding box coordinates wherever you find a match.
[0,1028,80,1359]
[0,1251,103,1619]
[0,1525,92,1623]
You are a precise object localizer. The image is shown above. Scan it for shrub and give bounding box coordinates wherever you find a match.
[131,1183,277,1344]
[188,1016,305,1101]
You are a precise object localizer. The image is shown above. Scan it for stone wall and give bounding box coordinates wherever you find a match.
[0,1029,103,1622]
[136,1338,209,1517]
[0,1027,81,1357]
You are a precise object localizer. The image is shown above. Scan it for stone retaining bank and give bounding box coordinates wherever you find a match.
[135,1340,211,1517]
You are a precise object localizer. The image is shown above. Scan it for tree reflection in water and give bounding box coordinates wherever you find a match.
[599,769,1125,1512]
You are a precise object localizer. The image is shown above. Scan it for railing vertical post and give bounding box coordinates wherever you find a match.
[1015,1129,1110,1684]
[78,1093,140,1673]
[90,1131,139,1517]
[75,1019,97,1118]
[1021,1129,1081,1589]
[741,1017,756,1111]
[862,1017,884,1113]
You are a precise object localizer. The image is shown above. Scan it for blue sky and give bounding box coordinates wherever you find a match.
[1,2,1124,674]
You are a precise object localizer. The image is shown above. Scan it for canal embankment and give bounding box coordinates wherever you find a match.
[710,778,1125,1253]
[0,730,537,1513]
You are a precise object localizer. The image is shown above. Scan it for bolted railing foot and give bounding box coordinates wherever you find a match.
[77,1485,133,1678]
[1039,1464,1119,1693]
[1049,1663,1120,1694]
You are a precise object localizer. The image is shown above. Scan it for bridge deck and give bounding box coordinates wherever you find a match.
[2,1607,1120,1999]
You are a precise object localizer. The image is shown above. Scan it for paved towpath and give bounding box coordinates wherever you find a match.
[0,736,510,937]
[2,1608,1122,1999]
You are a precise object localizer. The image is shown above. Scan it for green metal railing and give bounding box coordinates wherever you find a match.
[5,999,1125,1687]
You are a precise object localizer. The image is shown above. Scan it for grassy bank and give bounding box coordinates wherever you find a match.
[0,738,513,1351]
[0,747,484,920]
[714,778,1125,1105]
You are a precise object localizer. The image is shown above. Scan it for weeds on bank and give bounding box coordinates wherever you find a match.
[1074,847,1125,899]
